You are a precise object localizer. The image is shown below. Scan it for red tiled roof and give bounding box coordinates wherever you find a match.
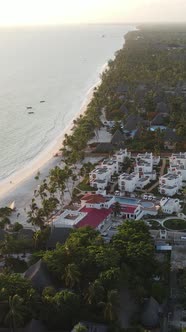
[81,194,106,204]
[120,205,138,214]
[76,208,112,229]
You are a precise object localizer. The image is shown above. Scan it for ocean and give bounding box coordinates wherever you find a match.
[0,24,133,181]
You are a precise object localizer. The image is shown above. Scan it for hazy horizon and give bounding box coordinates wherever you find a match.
[0,0,186,27]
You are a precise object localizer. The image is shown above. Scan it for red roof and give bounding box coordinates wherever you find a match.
[120,205,138,214]
[76,207,112,229]
[81,194,106,204]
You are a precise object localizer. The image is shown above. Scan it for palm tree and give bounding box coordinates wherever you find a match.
[63,263,81,288]
[5,295,25,332]
[99,290,119,322]
[85,280,104,305]
[113,202,121,217]
[73,323,88,332]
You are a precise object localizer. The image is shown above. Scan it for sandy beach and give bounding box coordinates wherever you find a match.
[0,69,105,226]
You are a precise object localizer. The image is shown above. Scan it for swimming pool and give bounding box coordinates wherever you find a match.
[115,197,154,208]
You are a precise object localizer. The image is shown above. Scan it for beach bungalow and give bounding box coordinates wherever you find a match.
[24,259,54,291]
[163,128,181,150]
[111,129,126,148]
[140,297,161,331]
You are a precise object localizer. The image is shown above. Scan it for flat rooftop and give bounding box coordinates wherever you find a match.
[162,173,181,180]
[160,184,177,189]
[92,167,109,174]
[138,176,149,182]
[171,153,186,159]
[53,210,87,227]
[120,172,138,181]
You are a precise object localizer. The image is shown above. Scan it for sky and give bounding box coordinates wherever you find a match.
[0,0,186,26]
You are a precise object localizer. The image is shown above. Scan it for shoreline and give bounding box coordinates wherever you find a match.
[0,63,107,203]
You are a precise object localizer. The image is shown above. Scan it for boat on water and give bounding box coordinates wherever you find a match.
[27,106,32,109]
[28,111,34,114]
[40,100,45,103]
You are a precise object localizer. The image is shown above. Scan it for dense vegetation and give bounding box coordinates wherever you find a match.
[1,25,183,331]
[0,222,168,331]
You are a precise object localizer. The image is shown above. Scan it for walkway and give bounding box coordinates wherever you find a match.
[147,158,166,193]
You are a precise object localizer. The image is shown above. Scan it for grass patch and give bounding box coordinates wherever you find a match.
[164,219,186,230]
[77,180,96,192]
[148,220,164,230]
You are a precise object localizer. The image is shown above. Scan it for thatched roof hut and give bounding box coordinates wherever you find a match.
[140,297,161,330]
[24,259,53,291]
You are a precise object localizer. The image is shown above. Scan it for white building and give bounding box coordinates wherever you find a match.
[90,167,111,186]
[136,152,160,166]
[169,152,186,181]
[169,152,186,167]
[160,197,182,214]
[159,184,179,197]
[81,193,115,209]
[134,160,153,175]
[114,149,131,163]
[118,172,139,192]
[135,152,157,180]
[52,210,87,228]
[101,158,119,175]
[91,179,108,190]
[159,172,182,190]
[136,176,151,189]
[119,204,143,220]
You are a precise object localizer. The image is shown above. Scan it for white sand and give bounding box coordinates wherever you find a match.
[0,71,105,226]
[0,82,98,199]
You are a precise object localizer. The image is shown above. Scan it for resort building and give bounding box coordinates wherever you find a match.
[91,179,108,191]
[159,172,182,188]
[159,184,179,197]
[136,152,160,166]
[118,172,139,193]
[134,160,153,174]
[135,152,157,180]
[169,152,186,166]
[113,149,131,163]
[52,210,87,228]
[169,152,186,181]
[80,193,115,209]
[101,158,119,175]
[77,207,112,230]
[89,167,111,189]
[159,172,182,196]
[119,204,143,220]
[136,176,151,189]
[160,197,182,214]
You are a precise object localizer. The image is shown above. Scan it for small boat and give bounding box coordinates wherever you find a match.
[28,111,34,114]
[40,100,45,103]
[27,106,32,109]
[9,201,16,211]
[102,34,105,38]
